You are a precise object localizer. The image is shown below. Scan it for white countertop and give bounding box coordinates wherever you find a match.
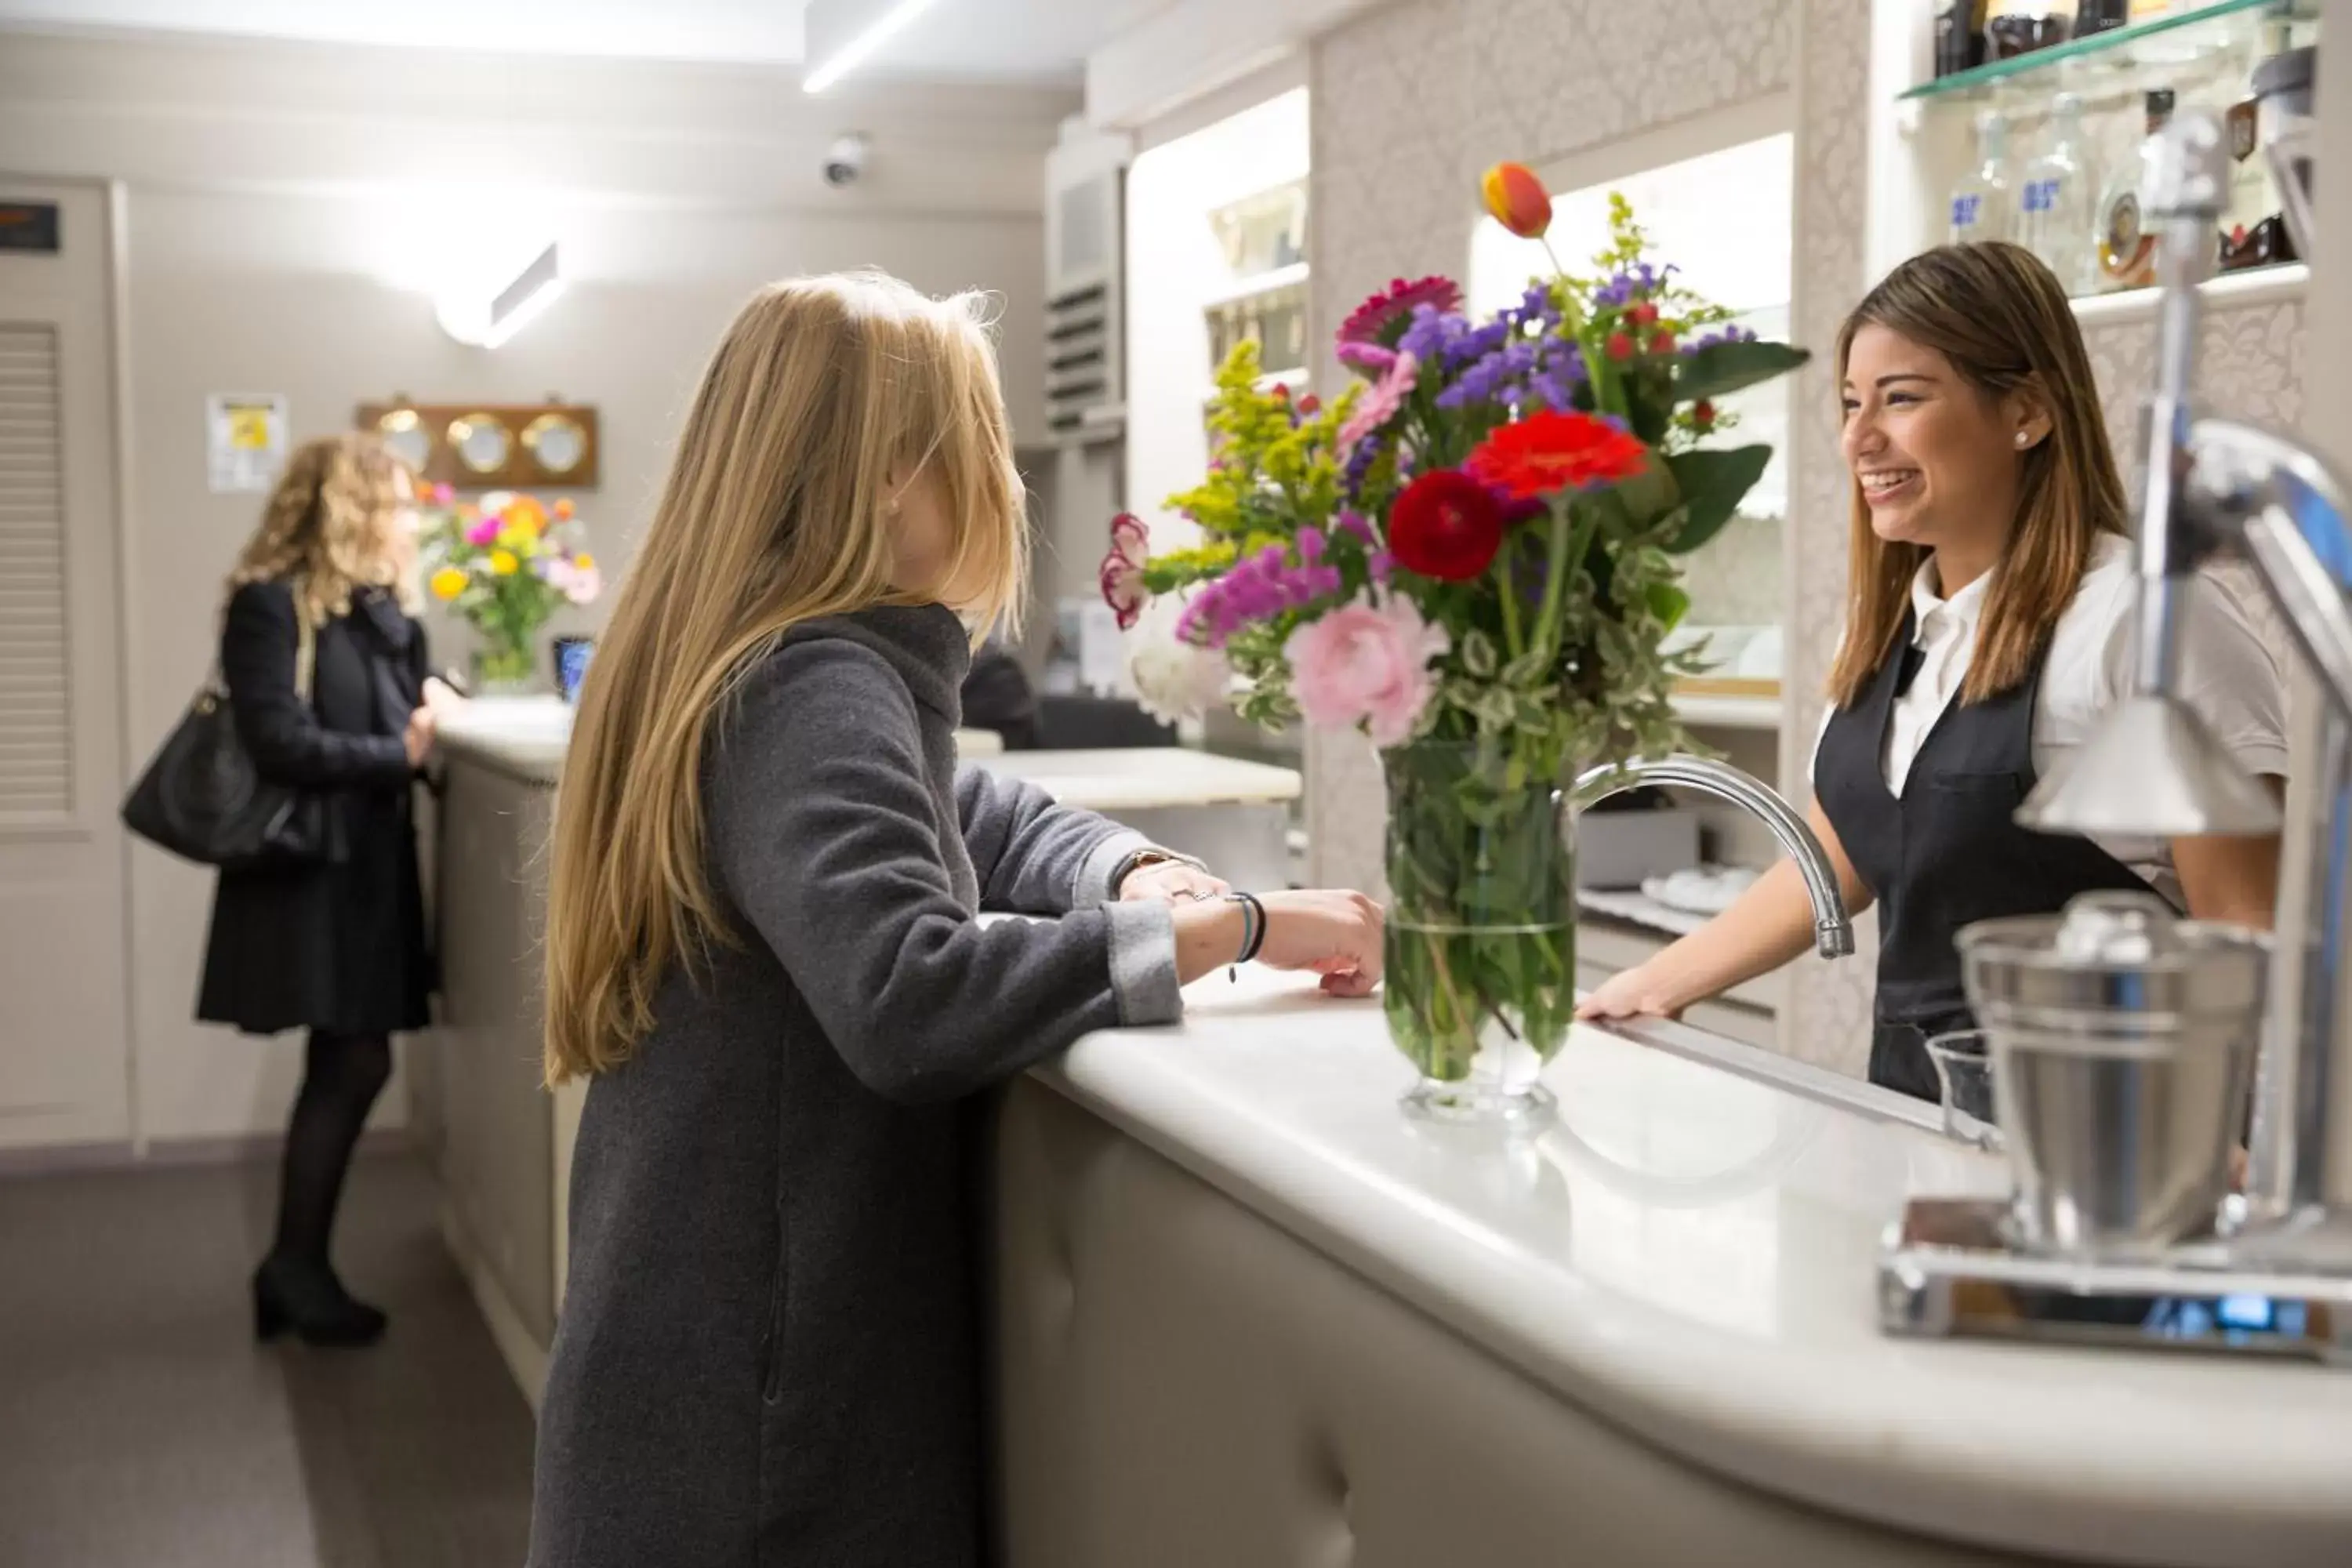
[969,746,1300,810]
[1036,969,2352,1568]
[436,695,1008,785]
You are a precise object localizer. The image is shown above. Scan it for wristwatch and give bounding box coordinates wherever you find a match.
[1109,845,1210,895]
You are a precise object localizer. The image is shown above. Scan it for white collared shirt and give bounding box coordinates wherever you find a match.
[1811,532,2289,907]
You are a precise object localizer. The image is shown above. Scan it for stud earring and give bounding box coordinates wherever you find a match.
[2016,431,2031,448]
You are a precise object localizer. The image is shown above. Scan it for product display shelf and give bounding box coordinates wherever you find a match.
[1903,0,2314,104]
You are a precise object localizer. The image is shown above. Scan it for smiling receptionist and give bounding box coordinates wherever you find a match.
[1580,241,2287,1102]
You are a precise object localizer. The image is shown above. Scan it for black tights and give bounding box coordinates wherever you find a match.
[270,1029,393,1268]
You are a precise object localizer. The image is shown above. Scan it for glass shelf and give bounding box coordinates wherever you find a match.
[1901,0,2312,103]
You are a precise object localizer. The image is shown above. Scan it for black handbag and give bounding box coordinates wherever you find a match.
[122,592,326,869]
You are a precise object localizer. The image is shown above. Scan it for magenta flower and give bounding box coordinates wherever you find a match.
[1338,350,1417,451]
[430,482,456,506]
[1283,593,1448,746]
[1338,275,1465,347]
[466,514,502,547]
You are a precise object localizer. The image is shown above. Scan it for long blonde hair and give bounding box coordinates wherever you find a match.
[229,433,420,621]
[1828,241,2127,709]
[543,272,1026,1083]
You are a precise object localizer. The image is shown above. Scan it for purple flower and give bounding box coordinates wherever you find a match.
[1174,535,1352,649]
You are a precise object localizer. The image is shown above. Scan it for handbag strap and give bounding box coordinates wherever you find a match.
[292,583,317,704]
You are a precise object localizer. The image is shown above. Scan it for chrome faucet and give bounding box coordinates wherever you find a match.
[2018,107,2352,1250]
[1572,754,1855,959]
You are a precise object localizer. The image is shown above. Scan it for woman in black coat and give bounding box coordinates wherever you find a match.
[198,433,456,1347]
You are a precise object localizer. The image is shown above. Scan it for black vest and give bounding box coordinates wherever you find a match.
[1816,613,2156,1102]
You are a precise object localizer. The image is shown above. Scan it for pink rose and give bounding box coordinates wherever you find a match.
[562,561,602,606]
[1284,593,1448,748]
[466,514,502,547]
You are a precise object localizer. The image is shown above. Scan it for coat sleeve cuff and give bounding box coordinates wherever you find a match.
[1104,898,1182,1026]
[1076,828,1153,906]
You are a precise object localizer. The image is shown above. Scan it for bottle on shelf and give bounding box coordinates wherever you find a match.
[1949,112,2014,248]
[2016,93,2096,295]
[2094,88,2174,293]
[2072,0,2129,39]
[1986,1,2070,61]
[1936,0,1991,78]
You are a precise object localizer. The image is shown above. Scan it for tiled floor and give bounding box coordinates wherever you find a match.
[0,1150,535,1568]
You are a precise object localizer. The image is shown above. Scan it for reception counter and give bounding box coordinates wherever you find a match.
[423,702,2351,1568]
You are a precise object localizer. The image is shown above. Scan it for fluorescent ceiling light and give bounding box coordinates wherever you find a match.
[435,241,565,349]
[803,0,937,93]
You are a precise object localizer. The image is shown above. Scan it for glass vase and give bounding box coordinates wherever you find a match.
[470,637,540,697]
[1381,741,1577,1127]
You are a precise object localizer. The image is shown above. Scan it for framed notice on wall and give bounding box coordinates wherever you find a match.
[206,393,289,493]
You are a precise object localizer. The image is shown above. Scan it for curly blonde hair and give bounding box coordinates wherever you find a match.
[228,433,421,622]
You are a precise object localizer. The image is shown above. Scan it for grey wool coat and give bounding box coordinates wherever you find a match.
[527,605,1181,1568]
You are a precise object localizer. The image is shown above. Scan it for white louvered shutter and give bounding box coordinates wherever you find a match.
[0,321,71,820]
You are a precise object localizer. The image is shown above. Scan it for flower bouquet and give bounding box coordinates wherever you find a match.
[1102,166,1806,1123]
[419,487,602,690]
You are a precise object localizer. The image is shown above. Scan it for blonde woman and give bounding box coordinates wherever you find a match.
[528,274,1382,1566]
[199,434,461,1347]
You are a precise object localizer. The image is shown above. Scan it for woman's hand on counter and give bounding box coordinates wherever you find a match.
[403,706,439,768]
[1574,961,1687,1025]
[1171,890,1385,996]
[421,675,470,720]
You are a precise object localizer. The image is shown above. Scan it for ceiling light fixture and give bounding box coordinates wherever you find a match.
[802,0,938,94]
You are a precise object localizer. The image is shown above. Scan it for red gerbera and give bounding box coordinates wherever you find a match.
[1465,411,1650,500]
[1388,469,1504,583]
[1338,274,1465,348]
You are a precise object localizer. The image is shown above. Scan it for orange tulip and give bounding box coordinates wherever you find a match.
[1480,162,1552,241]
[553,498,575,521]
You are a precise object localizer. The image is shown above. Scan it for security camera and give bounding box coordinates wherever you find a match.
[823,134,870,187]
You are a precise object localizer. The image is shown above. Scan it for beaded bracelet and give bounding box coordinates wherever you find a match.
[1225,891,1266,981]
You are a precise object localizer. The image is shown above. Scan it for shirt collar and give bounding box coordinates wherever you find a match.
[1910,553,1994,646]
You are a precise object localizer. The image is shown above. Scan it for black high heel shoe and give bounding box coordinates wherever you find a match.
[252,1255,388,1348]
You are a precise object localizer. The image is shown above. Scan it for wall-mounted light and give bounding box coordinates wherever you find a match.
[435,241,565,349]
[802,0,938,94]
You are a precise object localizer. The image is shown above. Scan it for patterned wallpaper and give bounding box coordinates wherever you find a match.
[1302,0,2307,1077]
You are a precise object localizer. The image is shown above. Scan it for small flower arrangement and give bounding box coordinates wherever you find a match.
[419,485,601,688]
[1102,162,1809,1120]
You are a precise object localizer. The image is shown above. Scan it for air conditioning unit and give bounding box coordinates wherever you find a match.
[1044,121,1131,445]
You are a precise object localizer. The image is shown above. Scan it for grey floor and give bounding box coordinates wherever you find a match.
[0,1150,535,1568]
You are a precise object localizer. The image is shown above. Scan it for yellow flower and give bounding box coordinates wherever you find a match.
[490,549,519,576]
[429,566,468,601]
[573,551,594,571]
[505,495,548,535]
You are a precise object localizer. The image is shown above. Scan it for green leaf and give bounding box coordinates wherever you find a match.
[1661,445,1773,554]
[1646,581,1691,632]
[1461,629,1498,679]
[1671,340,1810,405]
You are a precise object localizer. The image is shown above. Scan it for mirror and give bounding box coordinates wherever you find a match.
[521,412,588,477]
[447,412,513,475]
[376,408,431,471]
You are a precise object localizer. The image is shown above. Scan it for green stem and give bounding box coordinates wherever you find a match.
[1498,549,1525,661]
[1534,502,1573,662]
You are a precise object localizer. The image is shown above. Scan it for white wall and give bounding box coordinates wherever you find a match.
[0,27,1068,1146]
[1123,86,1311,550]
